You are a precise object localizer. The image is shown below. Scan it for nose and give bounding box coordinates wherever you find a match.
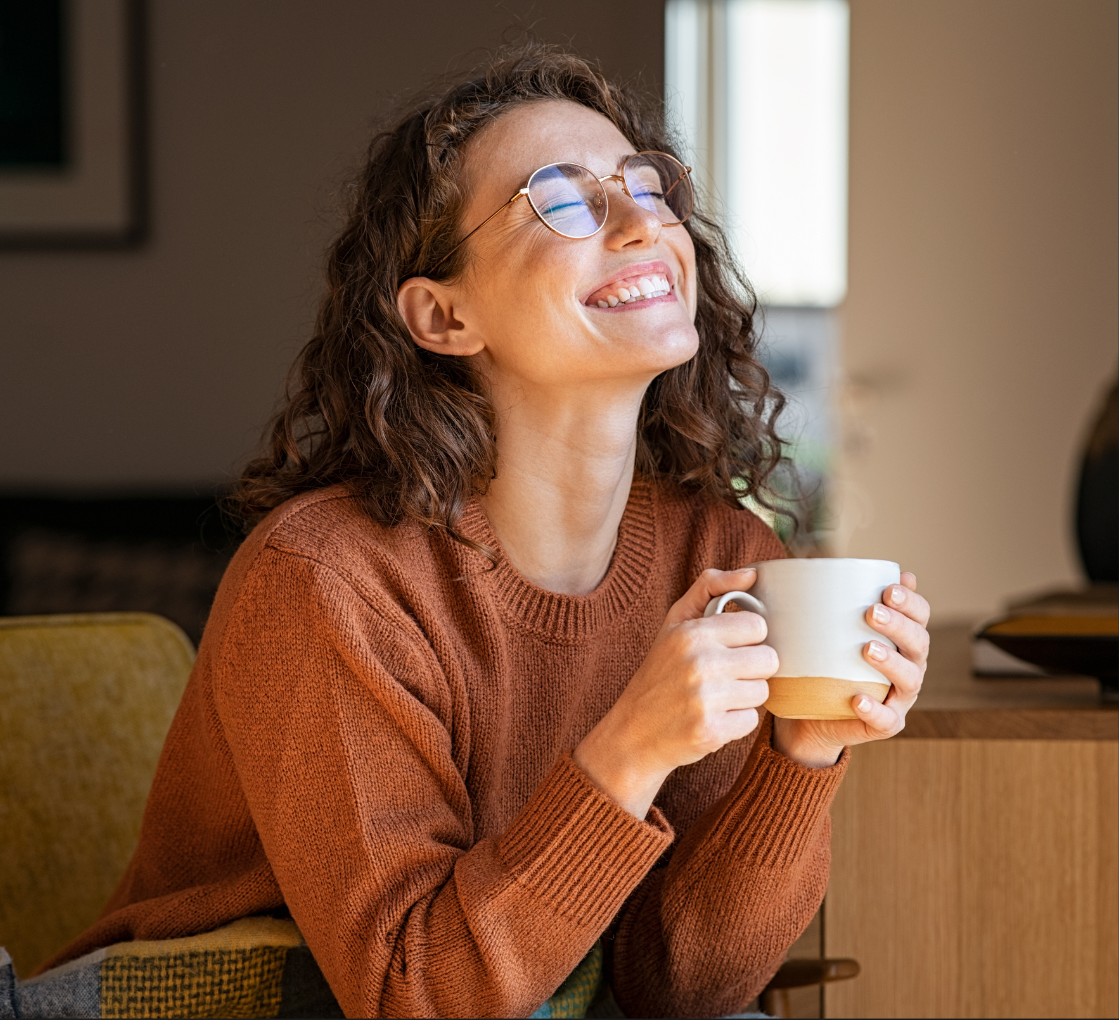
[600,176,661,249]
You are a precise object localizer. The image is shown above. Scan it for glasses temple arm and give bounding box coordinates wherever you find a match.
[664,167,692,198]
[428,189,528,274]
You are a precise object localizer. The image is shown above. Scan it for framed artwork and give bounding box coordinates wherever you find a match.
[0,0,145,248]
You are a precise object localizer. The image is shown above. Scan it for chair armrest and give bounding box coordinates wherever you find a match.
[766,957,860,989]
[759,959,860,1019]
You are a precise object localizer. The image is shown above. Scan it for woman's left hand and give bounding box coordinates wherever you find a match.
[771,572,931,768]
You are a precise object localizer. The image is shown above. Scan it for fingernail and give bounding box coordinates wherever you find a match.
[890,585,906,605]
[872,603,890,624]
[868,640,888,661]
[857,697,872,711]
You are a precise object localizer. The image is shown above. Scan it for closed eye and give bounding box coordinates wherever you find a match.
[540,200,588,215]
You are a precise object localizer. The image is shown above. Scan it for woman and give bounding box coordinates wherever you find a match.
[54,46,930,1018]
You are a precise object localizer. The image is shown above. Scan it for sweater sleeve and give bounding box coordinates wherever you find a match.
[212,546,672,1019]
[608,713,848,1018]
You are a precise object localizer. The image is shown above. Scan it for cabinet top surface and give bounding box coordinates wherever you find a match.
[903,625,1116,740]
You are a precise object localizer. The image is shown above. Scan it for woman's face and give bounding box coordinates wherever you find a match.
[400,100,700,395]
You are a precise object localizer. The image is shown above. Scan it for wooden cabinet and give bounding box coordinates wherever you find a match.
[823,626,1118,1018]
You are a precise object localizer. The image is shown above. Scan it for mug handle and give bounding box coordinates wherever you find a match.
[704,590,766,618]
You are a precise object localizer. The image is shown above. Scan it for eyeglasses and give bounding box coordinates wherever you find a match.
[429,151,694,273]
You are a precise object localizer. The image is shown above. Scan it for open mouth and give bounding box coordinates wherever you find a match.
[585,263,676,309]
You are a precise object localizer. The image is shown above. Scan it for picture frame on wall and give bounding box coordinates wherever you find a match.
[0,0,145,248]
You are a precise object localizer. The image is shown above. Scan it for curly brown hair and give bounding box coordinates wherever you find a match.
[236,42,790,547]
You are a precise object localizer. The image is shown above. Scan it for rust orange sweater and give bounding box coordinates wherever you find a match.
[54,478,847,1018]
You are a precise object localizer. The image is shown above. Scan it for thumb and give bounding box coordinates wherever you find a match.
[666,567,759,625]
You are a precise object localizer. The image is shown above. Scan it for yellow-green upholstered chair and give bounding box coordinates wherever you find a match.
[0,613,194,978]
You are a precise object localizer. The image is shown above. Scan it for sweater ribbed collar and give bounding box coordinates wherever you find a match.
[458,476,657,643]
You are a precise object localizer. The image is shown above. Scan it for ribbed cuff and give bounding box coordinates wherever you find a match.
[498,754,674,930]
[715,716,848,868]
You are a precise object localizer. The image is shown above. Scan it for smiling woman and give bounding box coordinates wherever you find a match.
[39,42,932,1020]
[236,47,789,578]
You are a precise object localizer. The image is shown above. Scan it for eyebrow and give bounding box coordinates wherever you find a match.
[513,153,637,188]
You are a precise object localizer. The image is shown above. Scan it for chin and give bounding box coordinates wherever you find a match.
[624,322,700,375]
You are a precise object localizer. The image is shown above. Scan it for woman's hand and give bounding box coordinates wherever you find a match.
[772,572,931,769]
[574,568,776,819]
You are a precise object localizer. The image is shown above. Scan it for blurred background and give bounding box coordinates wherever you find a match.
[0,0,1116,642]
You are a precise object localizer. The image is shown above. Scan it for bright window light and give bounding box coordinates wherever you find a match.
[666,0,849,307]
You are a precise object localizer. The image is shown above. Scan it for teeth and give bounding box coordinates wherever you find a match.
[590,273,673,308]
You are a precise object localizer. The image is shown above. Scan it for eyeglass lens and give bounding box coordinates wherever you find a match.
[622,152,693,225]
[526,153,693,239]
[526,164,608,238]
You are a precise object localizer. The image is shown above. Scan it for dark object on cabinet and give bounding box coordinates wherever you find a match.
[1077,381,1118,583]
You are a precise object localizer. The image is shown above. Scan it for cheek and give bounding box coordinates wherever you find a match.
[675,234,700,320]
[477,227,577,309]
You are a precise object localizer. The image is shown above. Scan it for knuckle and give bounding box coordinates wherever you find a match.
[743,679,770,706]
[698,567,722,585]
[686,656,714,688]
[687,714,718,750]
[679,664,702,692]
[671,624,703,656]
[684,685,711,717]
[742,645,778,678]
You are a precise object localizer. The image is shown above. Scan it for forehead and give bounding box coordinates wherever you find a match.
[464,100,634,187]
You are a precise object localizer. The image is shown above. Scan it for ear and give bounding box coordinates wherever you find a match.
[397,277,484,356]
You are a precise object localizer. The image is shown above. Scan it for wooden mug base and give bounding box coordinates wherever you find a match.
[764,676,890,720]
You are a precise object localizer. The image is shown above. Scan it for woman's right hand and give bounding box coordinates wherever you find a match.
[573,567,777,819]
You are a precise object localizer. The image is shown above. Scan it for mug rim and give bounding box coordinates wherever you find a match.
[750,557,899,569]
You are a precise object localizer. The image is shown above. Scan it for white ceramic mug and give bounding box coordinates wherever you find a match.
[704,558,901,719]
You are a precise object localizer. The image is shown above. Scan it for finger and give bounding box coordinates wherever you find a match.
[668,567,758,624]
[882,681,916,718]
[863,640,923,700]
[882,580,930,627]
[714,643,780,681]
[714,677,771,712]
[699,610,768,647]
[900,571,918,591]
[866,603,930,666]
[786,715,885,748]
[715,707,761,744]
[852,693,905,737]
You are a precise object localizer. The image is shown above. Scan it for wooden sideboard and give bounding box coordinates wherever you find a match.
[823,624,1118,1018]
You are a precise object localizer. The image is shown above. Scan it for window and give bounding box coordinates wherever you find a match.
[666,0,849,545]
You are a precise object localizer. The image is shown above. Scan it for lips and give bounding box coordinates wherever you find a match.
[585,261,676,308]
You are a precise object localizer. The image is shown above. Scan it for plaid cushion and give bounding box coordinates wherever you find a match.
[0,917,604,1018]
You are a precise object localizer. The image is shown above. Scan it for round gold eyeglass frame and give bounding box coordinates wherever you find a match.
[427,151,694,274]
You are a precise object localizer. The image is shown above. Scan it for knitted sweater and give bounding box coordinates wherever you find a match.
[52,478,847,1018]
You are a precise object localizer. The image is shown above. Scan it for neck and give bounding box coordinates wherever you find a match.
[478,380,646,595]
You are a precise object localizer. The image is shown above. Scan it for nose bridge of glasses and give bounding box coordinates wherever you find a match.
[597,173,654,220]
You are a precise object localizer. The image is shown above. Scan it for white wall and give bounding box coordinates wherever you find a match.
[836,0,1118,620]
[0,0,663,491]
